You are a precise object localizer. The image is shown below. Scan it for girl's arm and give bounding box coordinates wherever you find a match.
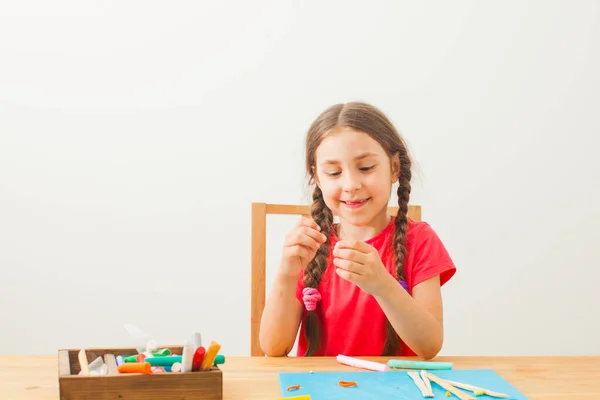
[374,274,444,360]
[259,272,304,356]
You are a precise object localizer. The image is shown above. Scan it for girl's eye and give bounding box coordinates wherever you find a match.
[327,171,341,177]
[359,165,374,172]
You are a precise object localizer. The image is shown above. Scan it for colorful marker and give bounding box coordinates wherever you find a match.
[145,356,182,366]
[192,346,206,372]
[118,362,151,374]
[200,341,221,371]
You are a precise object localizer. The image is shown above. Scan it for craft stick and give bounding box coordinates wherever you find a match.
[420,370,433,395]
[425,372,475,400]
[336,354,390,372]
[78,349,89,376]
[388,359,453,370]
[103,354,119,375]
[443,379,511,398]
[277,396,311,400]
[407,371,434,397]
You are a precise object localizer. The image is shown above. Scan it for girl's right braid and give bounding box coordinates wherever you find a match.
[302,185,333,356]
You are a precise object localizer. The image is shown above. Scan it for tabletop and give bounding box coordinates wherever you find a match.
[1,355,599,399]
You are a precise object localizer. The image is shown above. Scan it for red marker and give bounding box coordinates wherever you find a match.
[192,346,206,372]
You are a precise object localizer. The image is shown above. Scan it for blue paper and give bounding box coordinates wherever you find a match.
[279,369,529,399]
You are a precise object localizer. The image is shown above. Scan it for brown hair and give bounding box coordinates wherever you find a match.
[303,102,412,356]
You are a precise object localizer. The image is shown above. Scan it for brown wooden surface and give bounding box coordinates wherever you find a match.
[2,355,599,399]
[250,202,421,356]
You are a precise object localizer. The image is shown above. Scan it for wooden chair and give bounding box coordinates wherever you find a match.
[250,202,422,356]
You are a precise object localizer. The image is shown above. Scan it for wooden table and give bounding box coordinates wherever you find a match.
[1,355,599,399]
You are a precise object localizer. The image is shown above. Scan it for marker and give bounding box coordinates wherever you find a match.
[336,354,389,372]
[192,346,206,372]
[181,341,194,373]
[200,341,221,371]
[214,354,225,365]
[171,362,182,372]
[145,356,182,366]
[118,362,151,374]
[387,360,453,370]
[124,349,171,362]
[190,332,202,350]
[115,356,125,366]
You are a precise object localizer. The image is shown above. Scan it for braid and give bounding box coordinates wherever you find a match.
[302,186,333,356]
[382,153,412,356]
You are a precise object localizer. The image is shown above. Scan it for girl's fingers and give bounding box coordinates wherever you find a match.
[285,245,315,261]
[286,233,321,251]
[297,216,321,232]
[299,226,328,244]
[332,248,366,264]
[335,267,360,283]
[333,258,363,275]
[335,240,373,254]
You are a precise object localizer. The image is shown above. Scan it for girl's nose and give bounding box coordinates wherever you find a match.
[342,172,362,192]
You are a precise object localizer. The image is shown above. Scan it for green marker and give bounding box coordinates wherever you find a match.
[145,356,183,366]
[214,354,225,365]
[387,359,453,370]
[124,349,172,362]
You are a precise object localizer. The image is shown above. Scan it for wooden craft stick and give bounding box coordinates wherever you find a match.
[420,370,433,394]
[407,371,434,397]
[443,379,511,398]
[425,372,475,400]
[78,349,89,376]
[103,354,119,375]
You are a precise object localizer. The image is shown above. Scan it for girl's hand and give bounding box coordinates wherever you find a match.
[280,217,328,278]
[332,240,392,296]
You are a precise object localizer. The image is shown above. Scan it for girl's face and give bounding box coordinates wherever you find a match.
[313,127,399,227]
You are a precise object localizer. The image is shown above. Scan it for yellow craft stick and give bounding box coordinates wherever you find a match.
[78,349,90,376]
[425,372,475,400]
[443,379,511,398]
[200,341,221,371]
[278,396,311,400]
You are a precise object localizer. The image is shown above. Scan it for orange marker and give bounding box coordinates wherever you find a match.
[118,362,151,374]
[200,341,221,371]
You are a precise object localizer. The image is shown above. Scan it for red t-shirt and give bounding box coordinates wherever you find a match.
[295,217,456,357]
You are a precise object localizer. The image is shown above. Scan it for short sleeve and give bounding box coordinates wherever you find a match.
[410,223,456,288]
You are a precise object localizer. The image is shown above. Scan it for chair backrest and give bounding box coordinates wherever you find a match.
[250,202,422,356]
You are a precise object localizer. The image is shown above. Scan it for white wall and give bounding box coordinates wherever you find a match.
[1,0,599,356]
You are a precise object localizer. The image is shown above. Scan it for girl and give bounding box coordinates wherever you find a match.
[259,102,456,359]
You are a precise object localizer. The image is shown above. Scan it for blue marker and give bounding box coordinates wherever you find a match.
[116,356,125,366]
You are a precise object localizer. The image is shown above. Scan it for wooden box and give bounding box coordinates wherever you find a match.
[58,346,222,400]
